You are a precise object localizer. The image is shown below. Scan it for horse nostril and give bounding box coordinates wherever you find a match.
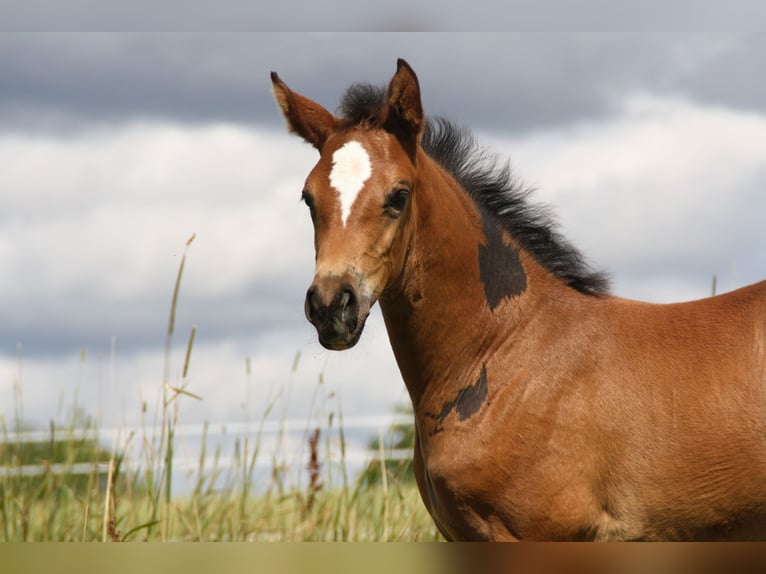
[306,282,360,327]
[338,288,350,309]
[338,285,358,313]
[305,286,321,318]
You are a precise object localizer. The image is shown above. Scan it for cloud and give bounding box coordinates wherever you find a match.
[4,34,766,136]
[0,122,319,356]
[0,309,407,428]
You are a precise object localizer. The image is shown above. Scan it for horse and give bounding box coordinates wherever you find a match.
[271,59,766,541]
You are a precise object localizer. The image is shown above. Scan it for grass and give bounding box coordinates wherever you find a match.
[0,235,441,542]
[0,447,440,542]
[0,450,439,542]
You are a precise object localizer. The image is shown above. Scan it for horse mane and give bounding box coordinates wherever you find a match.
[338,83,611,296]
[338,83,387,126]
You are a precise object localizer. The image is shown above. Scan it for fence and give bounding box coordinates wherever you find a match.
[0,413,415,478]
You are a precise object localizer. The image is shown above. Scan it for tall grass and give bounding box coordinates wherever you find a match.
[0,235,440,542]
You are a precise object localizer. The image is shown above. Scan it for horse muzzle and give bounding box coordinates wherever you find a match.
[305,278,369,350]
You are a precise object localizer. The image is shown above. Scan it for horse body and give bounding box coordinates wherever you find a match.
[381,145,766,540]
[272,59,766,540]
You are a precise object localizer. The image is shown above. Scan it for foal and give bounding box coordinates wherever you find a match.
[272,59,766,540]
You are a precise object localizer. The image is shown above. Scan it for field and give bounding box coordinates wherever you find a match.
[0,237,441,543]
[1,339,440,543]
[0,424,440,542]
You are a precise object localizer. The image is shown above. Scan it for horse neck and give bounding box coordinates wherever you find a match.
[379,153,565,413]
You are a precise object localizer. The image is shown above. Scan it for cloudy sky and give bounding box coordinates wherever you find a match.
[1,34,765,470]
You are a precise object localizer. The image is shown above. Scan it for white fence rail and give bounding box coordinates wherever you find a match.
[1,414,415,478]
[1,414,414,444]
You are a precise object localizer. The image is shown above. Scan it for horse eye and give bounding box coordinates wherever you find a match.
[301,189,315,209]
[385,189,410,216]
[301,190,317,222]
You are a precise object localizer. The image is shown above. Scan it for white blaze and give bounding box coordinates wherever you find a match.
[329,140,372,225]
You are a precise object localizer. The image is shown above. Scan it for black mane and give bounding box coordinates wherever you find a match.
[338,83,611,296]
[338,83,387,126]
[422,119,611,296]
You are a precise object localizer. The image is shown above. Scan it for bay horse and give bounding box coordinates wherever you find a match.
[271,59,766,541]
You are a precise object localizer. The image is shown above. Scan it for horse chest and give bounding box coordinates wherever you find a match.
[416,420,612,541]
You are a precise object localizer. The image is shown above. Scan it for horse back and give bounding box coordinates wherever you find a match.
[591,280,766,539]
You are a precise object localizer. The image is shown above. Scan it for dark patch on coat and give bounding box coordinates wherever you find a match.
[427,365,489,435]
[478,213,527,311]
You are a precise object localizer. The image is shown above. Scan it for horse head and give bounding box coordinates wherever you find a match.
[272,59,424,350]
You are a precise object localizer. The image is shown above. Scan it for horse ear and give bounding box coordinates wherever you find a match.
[384,59,424,162]
[271,72,338,150]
